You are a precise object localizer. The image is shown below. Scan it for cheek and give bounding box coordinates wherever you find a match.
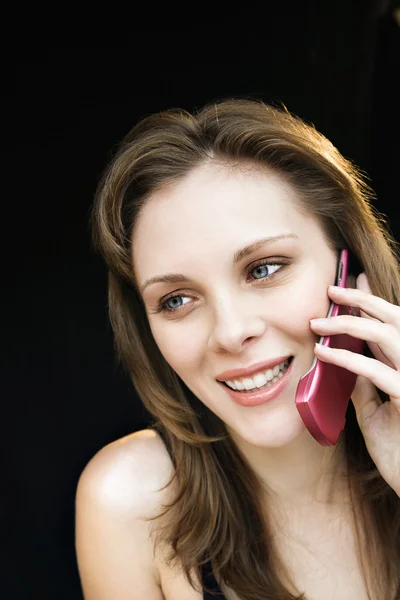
[150,323,201,371]
[277,280,331,338]
[297,296,331,326]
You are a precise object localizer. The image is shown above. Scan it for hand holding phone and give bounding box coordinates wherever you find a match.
[295,249,366,446]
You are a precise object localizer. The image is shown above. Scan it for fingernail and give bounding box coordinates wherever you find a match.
[329,285,348,292]
[310,318,328,325]
[315,342,331,351]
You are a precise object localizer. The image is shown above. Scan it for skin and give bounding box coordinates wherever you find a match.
[132,160,351,514]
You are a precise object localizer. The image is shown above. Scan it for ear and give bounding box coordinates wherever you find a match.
[356,272,372,294]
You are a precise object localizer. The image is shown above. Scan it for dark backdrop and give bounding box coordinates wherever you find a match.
[4,4,400,599]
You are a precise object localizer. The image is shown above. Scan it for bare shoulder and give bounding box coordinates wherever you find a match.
[76,428,175,527]
[77,428,175,502]
[75,429,176,600]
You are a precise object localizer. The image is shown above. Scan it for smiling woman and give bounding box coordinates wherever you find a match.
[76,99,400,600]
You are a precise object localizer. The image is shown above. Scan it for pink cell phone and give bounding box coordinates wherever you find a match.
[295,249,366,446]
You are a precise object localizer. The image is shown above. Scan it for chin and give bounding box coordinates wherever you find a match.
[232,414,308,449]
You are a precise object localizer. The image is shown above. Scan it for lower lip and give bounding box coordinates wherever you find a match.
[218,358,294,407]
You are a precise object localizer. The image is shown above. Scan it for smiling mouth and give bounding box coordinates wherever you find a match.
[220,356,294,393]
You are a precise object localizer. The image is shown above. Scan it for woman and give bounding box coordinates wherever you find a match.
[75,99,400,600]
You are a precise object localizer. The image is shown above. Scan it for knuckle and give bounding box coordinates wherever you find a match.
[386,323,399,339]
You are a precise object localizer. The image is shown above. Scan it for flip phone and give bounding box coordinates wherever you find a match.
[295,249,366,446]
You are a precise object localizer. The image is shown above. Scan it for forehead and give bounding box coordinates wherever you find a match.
[132,162,322,275]
[140,161,297,223]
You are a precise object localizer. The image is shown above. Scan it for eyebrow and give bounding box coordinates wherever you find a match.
[139,233,299,294]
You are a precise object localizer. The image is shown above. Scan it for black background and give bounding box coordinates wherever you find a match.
[4,4,400,598]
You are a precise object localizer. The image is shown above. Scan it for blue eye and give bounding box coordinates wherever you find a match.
[251,263,273,280]
[164,296,186,311]
[153,259,288,315]
[247,260,284,283]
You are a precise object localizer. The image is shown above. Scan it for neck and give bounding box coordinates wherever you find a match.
[227,427,350,513]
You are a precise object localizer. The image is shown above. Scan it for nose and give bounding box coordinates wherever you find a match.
[207,293,267,353]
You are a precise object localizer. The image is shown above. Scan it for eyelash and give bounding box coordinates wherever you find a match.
[151,258,290,316]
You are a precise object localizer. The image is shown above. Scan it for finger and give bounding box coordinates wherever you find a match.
[310,315,399,369]
[314,344,400,410]
[364,339,396,371]
[328,285,400,326]
[356,273,397,368]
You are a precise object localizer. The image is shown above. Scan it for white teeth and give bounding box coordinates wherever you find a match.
[224,359,291,391]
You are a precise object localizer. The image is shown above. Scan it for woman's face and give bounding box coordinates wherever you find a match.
[132,162,338,447]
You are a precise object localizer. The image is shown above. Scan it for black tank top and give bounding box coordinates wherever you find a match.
[152,426,227,599]
[201,559,227,598]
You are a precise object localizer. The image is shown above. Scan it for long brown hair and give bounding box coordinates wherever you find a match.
[90,99,400,599]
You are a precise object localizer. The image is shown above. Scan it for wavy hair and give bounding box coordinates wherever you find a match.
[90,99,400,599]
